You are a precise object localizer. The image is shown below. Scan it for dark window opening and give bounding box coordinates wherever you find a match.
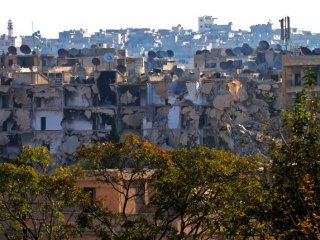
[35,98,42,108]
[294,73,301,86]
[2,95,9,108]
[41,117,46,130]
[2,120,8,131]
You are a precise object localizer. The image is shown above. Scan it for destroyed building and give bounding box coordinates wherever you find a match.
[4,42,315,164]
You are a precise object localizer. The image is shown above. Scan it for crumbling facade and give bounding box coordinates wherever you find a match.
[0,44,289,164]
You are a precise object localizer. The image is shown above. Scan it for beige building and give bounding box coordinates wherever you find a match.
[282,54,320,107]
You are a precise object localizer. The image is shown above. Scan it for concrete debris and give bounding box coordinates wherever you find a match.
[258,84,271,91]
[154,82,169,99]
[201,82,214,95]
[0,86,9,93]
[34,86,60,99]
[84,110,92,119]
[0,110,11,126]
[0,134,10,146]
[213,93,232,111]
[14,109,31,130]
[96,109,115,116]
[120,90,137,104]
[122,113,143,128]
[61,136,80,155]
[13,89,31,105]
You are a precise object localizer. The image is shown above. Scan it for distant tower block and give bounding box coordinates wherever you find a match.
[7,19,13,37]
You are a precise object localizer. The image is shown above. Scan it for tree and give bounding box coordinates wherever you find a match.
[269,68,320,239]
[76,135,269,239]
[0,146,88,240]
[76,134,172,239]
[151,146,270,239]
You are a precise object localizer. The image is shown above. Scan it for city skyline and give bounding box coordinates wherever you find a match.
[0,0,319,38]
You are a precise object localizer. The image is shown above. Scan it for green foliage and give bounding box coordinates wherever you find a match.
[76,135,269,239]
[152,146,270,239]
[76,134,172,239]
[269,68,320,239]
[0,146,88,240]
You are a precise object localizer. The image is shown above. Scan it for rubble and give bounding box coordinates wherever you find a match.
[0,110,11,126]
[14,109,31,130]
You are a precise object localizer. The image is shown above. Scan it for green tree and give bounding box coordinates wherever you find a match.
[76,134,172,239]
[151,146,269,239]
[0,146,88,240]
[269,68,320,239]
[76,135,269,239]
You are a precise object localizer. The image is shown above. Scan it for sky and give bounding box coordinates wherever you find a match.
[0,0,319,38]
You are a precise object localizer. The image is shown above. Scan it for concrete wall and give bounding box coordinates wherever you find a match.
[33,111,63,130]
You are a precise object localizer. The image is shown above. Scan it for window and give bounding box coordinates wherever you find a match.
[83,187,96,212]
[40,117,46,130]
[84,188,96,201]
[2,120,7,131]
[293,73,301,86]
[35,98,42,108]
[2,95,9,108]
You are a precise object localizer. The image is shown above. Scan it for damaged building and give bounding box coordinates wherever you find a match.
[0,42,294,164]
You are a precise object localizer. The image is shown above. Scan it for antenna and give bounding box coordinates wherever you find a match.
[279,16,292,51]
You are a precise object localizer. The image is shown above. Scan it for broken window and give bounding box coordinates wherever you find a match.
[2,121,8,131]
[35,98,42,108]
[1,95,9,108]
[40,117,46,130]
[293,73,301,86]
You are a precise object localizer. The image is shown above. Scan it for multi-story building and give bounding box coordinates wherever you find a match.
[282,52,320,107]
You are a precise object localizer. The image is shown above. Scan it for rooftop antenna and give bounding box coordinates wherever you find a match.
[7,19,13,38]
[7,19,13,45]
[279,16,292,51]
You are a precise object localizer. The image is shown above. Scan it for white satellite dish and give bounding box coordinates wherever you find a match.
[103,53,115,62]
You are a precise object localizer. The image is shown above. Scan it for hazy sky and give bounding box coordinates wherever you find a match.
[0,0,319,38]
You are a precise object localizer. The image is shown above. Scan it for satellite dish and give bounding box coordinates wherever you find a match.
[160,50,168,58]
[103,53,115,62]
[220,62,228,70]
[148,50,156,58]
[69,48,79,57]
[313,48,320,55]
[256,52,266,64]
[167,50,174,57]
[225,48,236,57]
[258,40,270,51]
[156,50,164,58]
[173,68,184,77]
[246,61,258,71]
[91,58,101,66]
[116,64,127,74]
[58,48,68,58]
[233,47,242,56]
[195,50,202,55]
[81,48,90,56]
[226,60,234,69]
[20,44,31,54]
[202,49,210,55]
[233,60,243,68]
[300,47,312,55]
[241,46,253,56]
[8,46,17,55]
